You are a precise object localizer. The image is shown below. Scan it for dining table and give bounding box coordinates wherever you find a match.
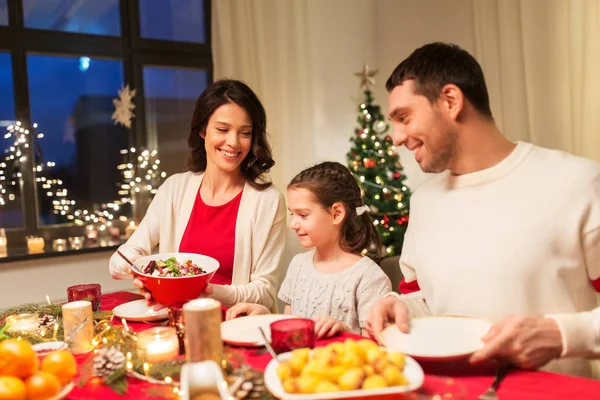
[63,291,600,400]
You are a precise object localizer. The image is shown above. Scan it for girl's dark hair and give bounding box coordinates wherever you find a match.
[288,161,382,259]
[186,79,275,190]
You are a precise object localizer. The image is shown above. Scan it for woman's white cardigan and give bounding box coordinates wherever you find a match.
[109,172,287,311]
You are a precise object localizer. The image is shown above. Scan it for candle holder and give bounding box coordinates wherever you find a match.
[5,313,39,334]
[0,228,7,255]
[168,305,185,355]
[68,236,85,250]
[67,284,101,312]
[52,238,67,251]
[137,327,179,363]
[62,301,94,354]
[26,235,45,253]
[86,225,98,243]
[270,318,315,354]
[109,226,120,239]
[125,221,137,238]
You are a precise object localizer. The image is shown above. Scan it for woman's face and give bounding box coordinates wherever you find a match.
[201,102,253,175]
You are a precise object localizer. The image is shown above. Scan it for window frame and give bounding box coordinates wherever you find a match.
[0,0,212,258]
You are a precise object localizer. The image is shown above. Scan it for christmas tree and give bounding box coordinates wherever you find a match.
[346,65,411,257]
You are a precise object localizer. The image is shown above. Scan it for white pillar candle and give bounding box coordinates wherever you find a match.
[137,327,179,363]
[62,300,94,354]
[6,313,39,333]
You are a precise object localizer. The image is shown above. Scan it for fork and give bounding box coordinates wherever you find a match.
[478,364,513,400]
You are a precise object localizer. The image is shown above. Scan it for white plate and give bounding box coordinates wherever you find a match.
[112,299,169,322]
[264,350,424,399]
[49,382,74,400]
[220,314,296,347]
[381,316,492,360]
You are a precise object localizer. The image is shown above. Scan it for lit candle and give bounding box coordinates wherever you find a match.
[0,228,7,254]
[52,238,67,251]
[27,236,45,253]
[125,221,137,238]
[137,327,179,363]
[68,236,84,250]
[62,301,94,354]
[6,313,39,334]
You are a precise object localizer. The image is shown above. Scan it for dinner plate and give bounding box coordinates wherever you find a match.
[264,350,424,399]
[112,299,169,322]
[380,316,492,360]
[220,314,296,347]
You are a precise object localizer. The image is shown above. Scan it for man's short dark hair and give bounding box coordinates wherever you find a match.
[386,42,493,119]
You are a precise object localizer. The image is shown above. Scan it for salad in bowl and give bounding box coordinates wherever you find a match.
[132,253,219,306]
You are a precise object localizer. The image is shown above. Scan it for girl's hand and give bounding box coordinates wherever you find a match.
[226,303,271,320]
[313,315,350,339]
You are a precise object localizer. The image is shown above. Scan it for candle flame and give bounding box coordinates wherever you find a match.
[52,322,59,341]
[143,362,150,377]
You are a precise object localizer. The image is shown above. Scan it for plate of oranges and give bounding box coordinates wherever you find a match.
[0,338,77,400]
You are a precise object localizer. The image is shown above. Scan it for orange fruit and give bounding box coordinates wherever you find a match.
[40,351,77,385]
[0,339,38,379]
[0,376,26,400]
[23,372,60,400]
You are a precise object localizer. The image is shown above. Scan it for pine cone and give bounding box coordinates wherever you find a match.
[38,314,56,328]
[93,347,126,377]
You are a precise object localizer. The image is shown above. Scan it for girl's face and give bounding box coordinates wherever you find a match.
[202,102,253,175]
[287,187,344,250]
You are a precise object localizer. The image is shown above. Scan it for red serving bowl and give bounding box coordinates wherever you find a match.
[132,253,219,306]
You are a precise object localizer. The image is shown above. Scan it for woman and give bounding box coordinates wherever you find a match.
[109,79,286,311]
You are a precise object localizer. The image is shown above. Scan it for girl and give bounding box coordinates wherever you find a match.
[227,161,391,338]
[109,79,286,311]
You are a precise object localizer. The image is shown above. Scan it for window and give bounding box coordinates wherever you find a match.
[0,0,7,26]
[27,55,125,225]
[143,66,208,175]
[139,0,206,43]
[0,0,211,258]
[23,0,121,36]
[0,52,24,229]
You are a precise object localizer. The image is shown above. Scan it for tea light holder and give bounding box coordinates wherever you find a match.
[109,226,120,239]
[68,236,85,250]
[62,301,94,354]
[270,318,316,354]
[137,327,180,363]
[125,221,137,238]
[168,305,185,354]
[26,236,45,253]
[52,238,67,251]
[86,225,98,242]
[67,284,101,312]
[0,228,7,255]
[5,313,39,334]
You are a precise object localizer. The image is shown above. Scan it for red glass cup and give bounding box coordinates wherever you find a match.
[269,318,315,354]
[67,284,101,312]
[168,304,185,355]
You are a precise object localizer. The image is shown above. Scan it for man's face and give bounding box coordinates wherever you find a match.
[388,80,456,173]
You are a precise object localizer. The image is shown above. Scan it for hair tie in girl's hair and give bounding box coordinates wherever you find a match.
[356,205,370,216]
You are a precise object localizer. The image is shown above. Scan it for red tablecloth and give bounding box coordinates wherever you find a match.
[66,292,600,399]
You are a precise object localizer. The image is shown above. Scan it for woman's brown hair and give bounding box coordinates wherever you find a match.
[186,79,275,190]
[288,161,382,259]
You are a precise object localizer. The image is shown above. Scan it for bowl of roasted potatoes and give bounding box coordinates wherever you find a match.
[264,338,424,399]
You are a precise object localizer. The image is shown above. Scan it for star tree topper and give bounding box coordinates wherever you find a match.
[354,64,379,90]
[112,84,136,129]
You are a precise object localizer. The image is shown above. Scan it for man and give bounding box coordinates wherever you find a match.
[366,42,600,377]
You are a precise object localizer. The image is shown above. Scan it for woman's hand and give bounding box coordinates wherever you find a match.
[132,277,166,311]
[225,303,271,320]
[313,315,350,339]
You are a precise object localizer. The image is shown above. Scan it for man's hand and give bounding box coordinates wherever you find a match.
[366,295,409,343]
[313,316,350,339]
[225,303,271,320]
[470,315,563,369]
